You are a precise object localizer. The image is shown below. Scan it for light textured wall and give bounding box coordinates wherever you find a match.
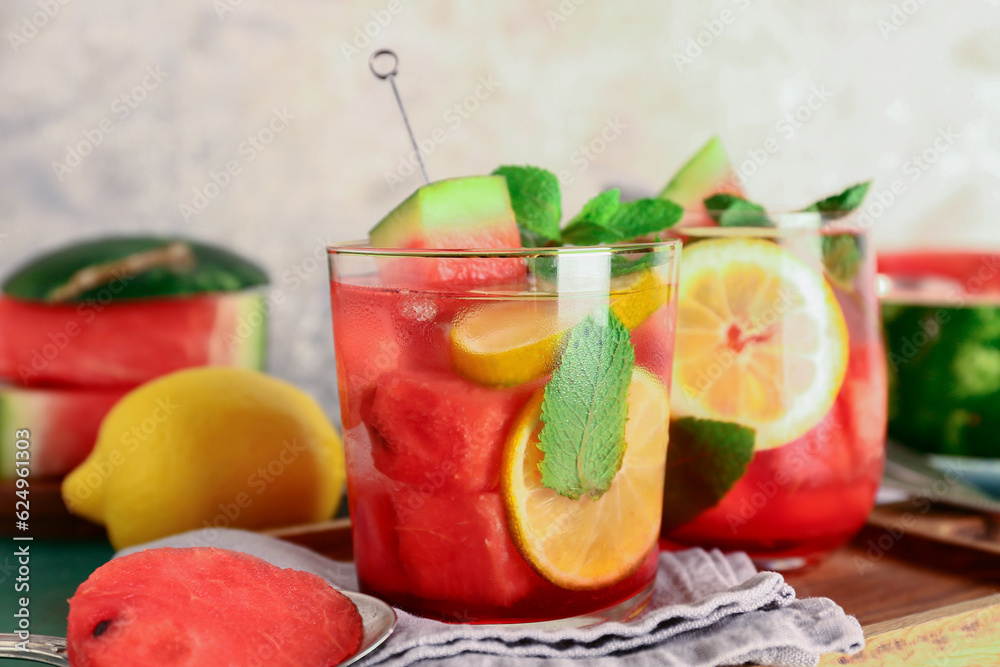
[1,0,998,418]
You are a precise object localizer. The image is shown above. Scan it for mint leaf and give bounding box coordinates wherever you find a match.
[493,166,562,247]
[610,198,683,238]
[538,309,635,500]
[802,181,871,289]
[561,190,622,246]
[563,192,683,246]
[822,232,865,290]
[661,417,755,531]
[704,194,772,227]
[803,181,871,219]
[610,251,663,278]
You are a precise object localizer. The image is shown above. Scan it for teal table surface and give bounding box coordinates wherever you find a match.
[1,537,114,659]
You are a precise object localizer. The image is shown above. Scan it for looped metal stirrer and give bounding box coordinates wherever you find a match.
[369,49,430,184]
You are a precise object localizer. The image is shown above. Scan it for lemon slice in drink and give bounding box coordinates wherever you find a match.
[671,238,848,450]
[450,301,568,387]
[451,271,668,387]
[502,369,668,590]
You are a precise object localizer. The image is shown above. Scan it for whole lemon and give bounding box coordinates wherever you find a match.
[62,367,345,549]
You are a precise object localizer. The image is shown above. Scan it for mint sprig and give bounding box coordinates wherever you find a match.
[493,166,562,247]
[562,189,682,247]
[537,309,635,500]
[661,417,755,531]
[561,189,621,245]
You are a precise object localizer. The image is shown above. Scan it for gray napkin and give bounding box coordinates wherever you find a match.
[119,529,863,667]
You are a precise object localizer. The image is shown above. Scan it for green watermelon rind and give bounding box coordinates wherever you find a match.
[0,389,39,479]
[225,292,269,371]
[3,236,269,303]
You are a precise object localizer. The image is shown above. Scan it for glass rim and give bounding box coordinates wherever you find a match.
[326,238,681,258]
[678,212,868,237]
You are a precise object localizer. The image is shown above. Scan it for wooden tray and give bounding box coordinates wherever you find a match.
[269,502,1000,667]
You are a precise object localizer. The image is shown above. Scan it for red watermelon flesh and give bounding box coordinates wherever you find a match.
[362,368,537,493]
[67,547,362,667]
[0,384,128,479]
[393,492,537,607]
[0,292,265,388]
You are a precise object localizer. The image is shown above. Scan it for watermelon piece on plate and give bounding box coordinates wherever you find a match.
[67,547,363,667]
[0,384,128,479]
[368,176,526,288]
[393,492,537,607]
[0,237,268,387]
[658,136,745,227]
[362,368,536,493]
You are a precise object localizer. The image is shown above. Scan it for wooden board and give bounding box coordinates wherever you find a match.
[268,505,1000,666]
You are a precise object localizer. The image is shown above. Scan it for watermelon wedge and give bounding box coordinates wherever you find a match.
[658,136,745,226]
[368,176,527,288]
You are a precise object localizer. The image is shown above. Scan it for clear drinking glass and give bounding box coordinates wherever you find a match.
[328,241,679,624]
[659,214,886,570]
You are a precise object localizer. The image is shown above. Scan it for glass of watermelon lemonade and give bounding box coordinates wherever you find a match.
[659,215,887,570]
[328,240,679,624]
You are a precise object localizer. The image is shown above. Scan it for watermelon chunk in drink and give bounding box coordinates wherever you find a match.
[363,368,537,493]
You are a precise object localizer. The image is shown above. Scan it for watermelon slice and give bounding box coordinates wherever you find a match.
[368,176,526,288]
[0,384,128,479]
[0,237,268,387]
[658,136,744,226]
[67,547,363,667]
[393,492,538,607]
[362,367,537,493]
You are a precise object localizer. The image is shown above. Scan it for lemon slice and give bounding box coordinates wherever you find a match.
[609,269,670,330]
[671,238,848,450]
[502,369,668,590]
[450,300,569,387]
[451,271,668,387]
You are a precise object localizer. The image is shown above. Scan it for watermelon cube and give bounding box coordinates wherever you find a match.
[393,492,537,607]
[349,482,410,597]
[362,368,535,493]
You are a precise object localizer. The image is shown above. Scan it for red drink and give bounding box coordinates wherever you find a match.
[660,224,886,569]
[329,244,679,623]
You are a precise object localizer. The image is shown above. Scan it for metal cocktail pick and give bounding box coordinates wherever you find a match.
[369,48,429,184]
